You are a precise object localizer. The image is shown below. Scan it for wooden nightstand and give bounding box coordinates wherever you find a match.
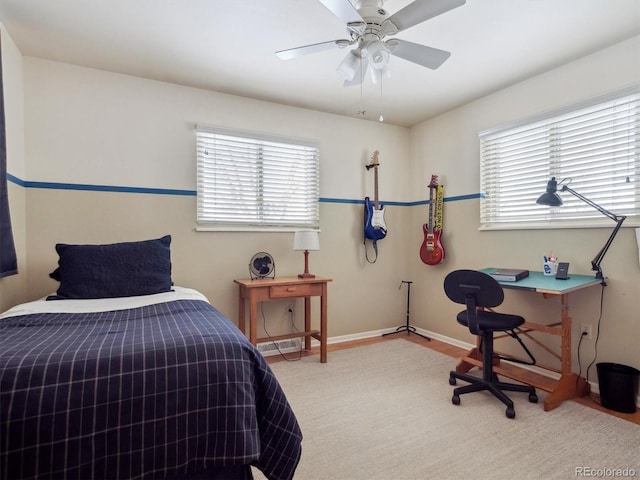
[234,276,332,362]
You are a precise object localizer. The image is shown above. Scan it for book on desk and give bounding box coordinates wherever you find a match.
[487,268,529,282]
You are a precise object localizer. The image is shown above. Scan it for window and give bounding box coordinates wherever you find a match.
[196,125,320,231]
[479,86,640,230]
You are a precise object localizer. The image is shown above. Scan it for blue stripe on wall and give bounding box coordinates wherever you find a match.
[318,198,413,206]
[7,174,482,204]
[319,193,483,206]
[8,174,195,196]
[6,173,24,187]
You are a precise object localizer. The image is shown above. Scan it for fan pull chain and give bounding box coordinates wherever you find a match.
[379,75,384,122]
[358,53,366,117]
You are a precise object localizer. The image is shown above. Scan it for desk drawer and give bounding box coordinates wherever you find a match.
[270,283,322,298]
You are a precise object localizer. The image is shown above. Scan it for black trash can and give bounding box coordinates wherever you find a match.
[597,362,640,413]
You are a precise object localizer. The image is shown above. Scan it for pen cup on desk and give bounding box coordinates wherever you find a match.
[543,257,558,276]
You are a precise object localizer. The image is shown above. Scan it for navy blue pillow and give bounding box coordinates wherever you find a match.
[49,235,172,299]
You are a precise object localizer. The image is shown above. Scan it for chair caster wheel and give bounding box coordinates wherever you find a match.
[449,376,456,386]
[529,393,538,403]
[506,407,516,419]
[452,394,460,405]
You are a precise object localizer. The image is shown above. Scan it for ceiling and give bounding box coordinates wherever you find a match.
[1,0,639,127]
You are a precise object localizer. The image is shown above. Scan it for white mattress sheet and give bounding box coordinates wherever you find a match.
[0,286,209,319]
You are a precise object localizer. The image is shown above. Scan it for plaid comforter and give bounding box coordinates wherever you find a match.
[0,298,302,480]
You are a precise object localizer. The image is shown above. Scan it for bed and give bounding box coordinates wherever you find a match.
[0,236,302,480]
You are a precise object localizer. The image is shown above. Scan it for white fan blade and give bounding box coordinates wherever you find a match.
[383,0,466,35]
[276,40,345,60]
[319,0,365,24]
[386,39,450,70]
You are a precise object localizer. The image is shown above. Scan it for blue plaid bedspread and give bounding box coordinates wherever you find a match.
[0,299,302,479]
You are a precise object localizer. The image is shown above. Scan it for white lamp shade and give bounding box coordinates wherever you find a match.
[293,231,320,251]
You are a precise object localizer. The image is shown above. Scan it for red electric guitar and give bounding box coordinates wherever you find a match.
[420,175,445,265]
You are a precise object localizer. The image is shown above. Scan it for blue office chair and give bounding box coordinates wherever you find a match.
[444,269,538,418]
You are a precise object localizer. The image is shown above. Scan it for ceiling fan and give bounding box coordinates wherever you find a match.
[275,0,466,86]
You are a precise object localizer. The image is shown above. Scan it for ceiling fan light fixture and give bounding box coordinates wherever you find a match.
[364,39,390,70]
[337,50,361,82]
[275,0,465,73]
[369,65,390,84]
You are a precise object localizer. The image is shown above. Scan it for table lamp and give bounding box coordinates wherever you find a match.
[536,177,626,283]
[293,230,320,278]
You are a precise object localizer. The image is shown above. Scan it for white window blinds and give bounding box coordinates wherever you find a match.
[196,125,320,230]
[479,86,640,229]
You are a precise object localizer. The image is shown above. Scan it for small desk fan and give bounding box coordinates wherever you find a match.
[249,252,275,279]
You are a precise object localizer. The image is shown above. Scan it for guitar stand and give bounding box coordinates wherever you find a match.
[382,280,431,341]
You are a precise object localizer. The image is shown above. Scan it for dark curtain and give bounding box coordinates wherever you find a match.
[0,33,18,278]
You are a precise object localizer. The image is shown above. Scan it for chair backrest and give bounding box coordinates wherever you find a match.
[443,270,504,335]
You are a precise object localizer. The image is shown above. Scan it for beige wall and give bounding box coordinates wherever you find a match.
[0,24,27,311]
[18,56,413,340]
[408,36,640,383]
[2,26,639,385]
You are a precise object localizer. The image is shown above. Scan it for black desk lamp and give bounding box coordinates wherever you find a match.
[536,177,626,284]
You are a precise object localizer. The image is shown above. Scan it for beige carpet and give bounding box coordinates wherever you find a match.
[253,339,639,480]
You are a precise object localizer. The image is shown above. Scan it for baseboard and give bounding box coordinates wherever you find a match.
[325,327,475,349]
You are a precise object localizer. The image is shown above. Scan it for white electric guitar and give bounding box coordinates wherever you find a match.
[364,151,387,241]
